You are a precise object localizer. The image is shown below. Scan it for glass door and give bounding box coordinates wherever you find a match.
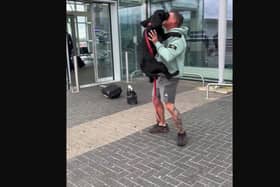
[66,1,120,91]
[92,3,114,82]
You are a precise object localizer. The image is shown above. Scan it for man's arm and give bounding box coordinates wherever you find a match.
[148,29,185,63]
[154,39,185,63]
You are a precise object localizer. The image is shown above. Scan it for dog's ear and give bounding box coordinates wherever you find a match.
[140,18,151,27]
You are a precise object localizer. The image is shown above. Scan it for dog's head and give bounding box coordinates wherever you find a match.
[140,9,169,28]
[150,10,169,27]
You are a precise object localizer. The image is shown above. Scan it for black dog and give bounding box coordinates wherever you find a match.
[140,10,181,82]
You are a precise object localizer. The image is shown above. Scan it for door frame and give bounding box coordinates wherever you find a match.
[92,0,121,84]
[66,0,121,91]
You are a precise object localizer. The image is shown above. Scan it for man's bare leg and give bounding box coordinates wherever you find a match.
[153,96,165,125]
[165,102,185,133]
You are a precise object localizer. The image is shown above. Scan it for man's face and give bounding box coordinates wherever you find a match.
[162,12,177,29]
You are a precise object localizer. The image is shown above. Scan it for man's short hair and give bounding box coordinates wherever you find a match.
[170,9,184,27]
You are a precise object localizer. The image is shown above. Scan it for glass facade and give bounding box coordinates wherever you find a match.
[66,0,232,89]
[66,1,115,87]
[118,0,146,80]
[118,0,232,81]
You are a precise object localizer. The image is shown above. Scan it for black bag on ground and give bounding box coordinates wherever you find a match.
[127,85,138,105]
[101,84,122,99]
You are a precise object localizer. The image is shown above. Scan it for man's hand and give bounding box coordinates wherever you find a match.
[148,30,158,44]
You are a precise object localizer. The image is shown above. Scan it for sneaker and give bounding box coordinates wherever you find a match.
[177,131,187,146]
[149,123,169,133]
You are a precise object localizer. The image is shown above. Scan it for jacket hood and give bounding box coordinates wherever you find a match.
[168,26,189,39]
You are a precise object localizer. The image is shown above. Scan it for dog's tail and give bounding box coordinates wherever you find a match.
[170,70,179,76]
[165,70,179,79]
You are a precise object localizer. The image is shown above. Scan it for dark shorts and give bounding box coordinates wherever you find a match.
[152,76,179,103]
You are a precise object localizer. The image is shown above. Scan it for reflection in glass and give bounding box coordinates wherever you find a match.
[119,3,146,79]
[93,3,113,80]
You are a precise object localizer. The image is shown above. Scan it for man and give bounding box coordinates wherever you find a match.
[148,10,189,146]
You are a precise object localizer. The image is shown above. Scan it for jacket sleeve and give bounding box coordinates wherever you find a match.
[154,38,185,63]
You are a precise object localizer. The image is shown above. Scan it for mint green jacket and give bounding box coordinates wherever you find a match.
[154,26,189,78]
